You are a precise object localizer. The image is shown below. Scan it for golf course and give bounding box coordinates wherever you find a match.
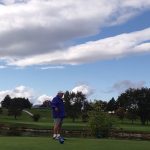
[0,137,150,150]
[0,0,150,150]
[0,103,150,150]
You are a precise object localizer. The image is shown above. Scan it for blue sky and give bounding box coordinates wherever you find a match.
[0,0,150,105]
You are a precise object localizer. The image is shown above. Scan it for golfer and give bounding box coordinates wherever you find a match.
[51,91,65,139]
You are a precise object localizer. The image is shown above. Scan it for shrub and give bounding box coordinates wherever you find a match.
[82,112,89,122]
[32,114,40,122]
[88,111,115,138]
[0,108,3,114]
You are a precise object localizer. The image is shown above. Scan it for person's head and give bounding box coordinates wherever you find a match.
[57,91,64,98]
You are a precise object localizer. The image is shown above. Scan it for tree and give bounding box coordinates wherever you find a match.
[41,100,49,107]
[115,107,126,122]
[117,87,150,125]
[0,107,2,114]
[81,101,92,122]
[69,92,83,122]
[63,91,71,117]
[106,97,116,112]
[126,105,138,124]
[116,90,131,110]
[1,95,11,109]
[91,100,107,112]
[1,96,32,119]
[136,88,150,125]
[63,91,87,122]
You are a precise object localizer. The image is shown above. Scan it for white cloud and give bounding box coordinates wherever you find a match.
[41,66,65,70]
[0,0,15,5]
[72,84,94,96]
[34,94,53,106]
[0,85,54,106]
[0,85,34,104]
[8,27,150,66]
[0,0,150,67]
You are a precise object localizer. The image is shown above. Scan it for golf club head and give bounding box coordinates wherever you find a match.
[59,137,64,144]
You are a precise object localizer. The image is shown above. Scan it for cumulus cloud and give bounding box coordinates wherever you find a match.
[72,84,94,97]
[108,80,146,94]
[0,85,54,106]
[0,85,35,104]
[0,84,93,106]
[0,0,150,67]
[34,94,53,106]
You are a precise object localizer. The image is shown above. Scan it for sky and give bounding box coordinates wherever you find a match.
[0,0,150,105]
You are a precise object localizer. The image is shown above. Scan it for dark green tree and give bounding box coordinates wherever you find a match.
[117,87,150,125]
[136,88,150,125]
[1,95,11,109]
[0,107,2,114]
[126,105,138,124]
[63,91,71,117]
[91,100,107,112]
[63,91,87,122]
[115,107,126,122]
[69,92,82,122]
[106,97,116,112]
[2,96,32,119]
[81,101,92,122]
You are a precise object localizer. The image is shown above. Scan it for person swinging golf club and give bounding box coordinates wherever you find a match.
[51,91,65,141]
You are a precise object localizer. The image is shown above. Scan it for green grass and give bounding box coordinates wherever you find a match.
[118,123,150,132]
[0,121,87,130]
[0,108,87,130]
[0,108,150,132]
[0,137,150,150]
[116,119,150,132]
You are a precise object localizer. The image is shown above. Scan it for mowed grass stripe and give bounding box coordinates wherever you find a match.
[0,137,150,150]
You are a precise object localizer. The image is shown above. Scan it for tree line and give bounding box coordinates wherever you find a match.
[1,87,150,125]
[0,95,32,119]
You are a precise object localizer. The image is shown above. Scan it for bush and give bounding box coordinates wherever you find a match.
[0,108,3,114]
[82,112,89,122]
[88,111,115,138]
[32,114,40,122]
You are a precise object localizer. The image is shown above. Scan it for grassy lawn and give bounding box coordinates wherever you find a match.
[118,123,150,132]
[0,137,150,150]
[1,118,150,133]
[0,119,87,130]
[0,108,150,132]
[117,119,150,132]
[0,108,87,130]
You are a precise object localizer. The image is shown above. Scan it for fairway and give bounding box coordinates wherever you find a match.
[0,137,149,150]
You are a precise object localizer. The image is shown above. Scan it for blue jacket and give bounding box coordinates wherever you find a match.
[51,95,65,118]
